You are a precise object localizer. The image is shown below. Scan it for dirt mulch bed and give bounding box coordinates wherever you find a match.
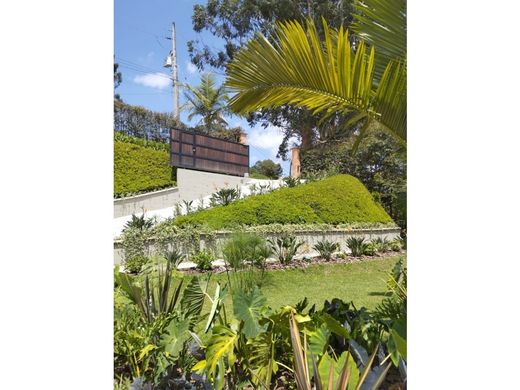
[182,250,406,274]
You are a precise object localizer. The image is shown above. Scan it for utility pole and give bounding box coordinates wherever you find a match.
[164,22,180,121]
[171,22,179,121]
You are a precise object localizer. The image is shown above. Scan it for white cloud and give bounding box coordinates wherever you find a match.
[133,72,171,90]
[247,126,284,160]
[186,61,198,74]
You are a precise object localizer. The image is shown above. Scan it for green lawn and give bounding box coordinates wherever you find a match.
[201,256,404,317]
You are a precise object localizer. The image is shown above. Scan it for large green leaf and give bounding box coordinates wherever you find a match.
[352,0,407,83]
[204,325,239,374]
[318,352,359,389]
[181,276,207,319]
[159,317,190,358]
[232,287,267,339]
[226,18,406,144]
[247,331,278,388]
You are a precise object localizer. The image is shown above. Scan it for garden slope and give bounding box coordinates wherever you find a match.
[114,140,175,197]
[174,175,393,229]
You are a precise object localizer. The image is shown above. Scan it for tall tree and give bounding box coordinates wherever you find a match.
[251,159,283,179]
[188,0,357,158]
[182,73,230,133]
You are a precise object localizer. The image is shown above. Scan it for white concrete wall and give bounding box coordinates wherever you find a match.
[113,227,401,264]
[114,187,180,218]
[113,168,248,218]
[176,168,247,201]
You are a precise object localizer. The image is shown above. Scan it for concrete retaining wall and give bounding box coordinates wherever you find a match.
[114,168,248,218]
[114,227,401,264]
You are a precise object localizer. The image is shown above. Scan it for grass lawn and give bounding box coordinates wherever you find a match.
[199,256,405,318]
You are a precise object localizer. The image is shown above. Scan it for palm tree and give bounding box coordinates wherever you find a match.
[182,73,230,132]
[225,0,406,148]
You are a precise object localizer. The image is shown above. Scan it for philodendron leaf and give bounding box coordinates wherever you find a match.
[391,318,407,361]
[160,318,190,358]
[232,287,267,339]
[205,325,238,373]
[308,323,331,357]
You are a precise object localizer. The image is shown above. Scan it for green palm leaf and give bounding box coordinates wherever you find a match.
[226,18,406,144]
[352,0,407,83]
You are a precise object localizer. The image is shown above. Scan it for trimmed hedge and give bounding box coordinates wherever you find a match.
[114,141,175,197]
[174,175,393,229]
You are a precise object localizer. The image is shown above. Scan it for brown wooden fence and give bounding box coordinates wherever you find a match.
[170,128,249,176]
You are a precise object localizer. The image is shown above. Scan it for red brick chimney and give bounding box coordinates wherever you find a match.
[290,147,301,178]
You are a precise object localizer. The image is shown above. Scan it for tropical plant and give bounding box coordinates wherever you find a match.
[268,234,303,265]
[210,187,240,206]
[346,237,369,257]
[191,249,214,271]
[124,255,149,274]
[164,248,185,268]
[226,10,407,148]
[123,212,155,231]
[289,313,391,390]
[313,240,340,261]
[284,176,300,188]
[182,200,194,215]
[363,242,378,256]
[372,237,391,253]
[182,73,229,132]
[389,239,402,252]
[222,233,272,292]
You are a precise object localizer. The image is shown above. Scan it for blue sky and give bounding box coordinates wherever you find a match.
[115,0,290,174]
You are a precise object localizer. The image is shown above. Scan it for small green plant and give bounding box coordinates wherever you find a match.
[123,255,149,274]
[372,237,391,253]
[182,199,194,214]
[210,187,240,206]
[284,176,300,187]
[363,242,378,256]
[191,249,214,271]
[313,240,339,261]
[123,213,154,231]
[268,234,303,265]
[389,239,402,251]
[164,248,185,268]
[346,236,369,257]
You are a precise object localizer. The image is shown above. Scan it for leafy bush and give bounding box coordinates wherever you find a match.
[114,131,169,152]
[124,255,149,274]
[209,187,240,206]
[174,175,393,229]
[389,239,402,252]
[346,236,369,257]
[164,248,185,268]
[284,176,300,187]
[114,140,175,197]
[222,234,272,292]
[372,237,391,253]
[268,234,303,264]
[123,213,155,231]
[313,240,340,261]
[363,242,378,256]
[191,249,214,271]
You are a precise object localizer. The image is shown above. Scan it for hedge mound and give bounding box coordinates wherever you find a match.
[174,175,393,229]
[114,140,175,197]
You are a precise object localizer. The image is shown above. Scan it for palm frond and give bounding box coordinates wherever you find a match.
[352,0,407,83]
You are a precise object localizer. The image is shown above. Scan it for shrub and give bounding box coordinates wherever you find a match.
[313,240,339,261]
[389,239,402,252]
[174,175,394,229]
[164,248,185,268]
[114,140,175,197]
[124,255,149,274]
[346,236,369,257]
[372,237,391,253]
[222,233,271,269]
[210,188,240,206]
[363,242,378,256]
[123,213,155,231]
[283,176,300,187]
[191,249,214,271]
[268,234,303,265]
